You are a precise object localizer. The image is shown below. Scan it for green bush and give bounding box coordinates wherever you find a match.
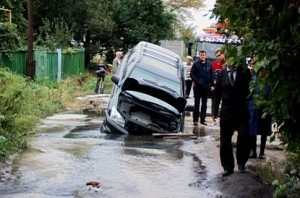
[0,23,22,51]
[0,68,65,160]
[0,68,113,161]
[272,152,300,198]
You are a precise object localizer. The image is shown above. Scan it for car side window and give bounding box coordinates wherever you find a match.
[121,50,136,80]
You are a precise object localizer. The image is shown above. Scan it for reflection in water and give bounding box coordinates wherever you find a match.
[63,123,103,139]
[104,134,185,159]
[193,125,206,137]
[0,121,212,198]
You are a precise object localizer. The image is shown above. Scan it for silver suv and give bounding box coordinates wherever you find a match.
[101,41,188,135]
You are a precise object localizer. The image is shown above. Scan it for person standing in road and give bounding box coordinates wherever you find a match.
[94,59,107,94]
[213,57,252,177]
[211,48,226,121]
[212,48,225,73]
[248,59,272,159]
[191,50,214,126]
[112,51,123,74]
[184,56,194,99]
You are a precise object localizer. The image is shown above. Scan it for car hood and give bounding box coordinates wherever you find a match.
[121,78,187,113]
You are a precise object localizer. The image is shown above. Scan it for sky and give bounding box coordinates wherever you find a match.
[189,0,218,36]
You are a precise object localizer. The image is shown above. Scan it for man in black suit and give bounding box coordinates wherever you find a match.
[213,58,252,177]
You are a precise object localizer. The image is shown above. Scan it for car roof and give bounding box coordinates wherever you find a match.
[135,41,183,70]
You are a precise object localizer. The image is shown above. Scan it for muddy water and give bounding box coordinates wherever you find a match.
[0,114,222,198]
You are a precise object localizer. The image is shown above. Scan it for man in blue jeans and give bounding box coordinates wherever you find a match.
[191,50,214,126]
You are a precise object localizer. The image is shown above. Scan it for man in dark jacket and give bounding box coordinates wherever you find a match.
[191,50,214,126]
[213,59,252,177]
[94,59,107,94]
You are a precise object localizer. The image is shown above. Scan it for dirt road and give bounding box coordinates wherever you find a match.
[0,95,286,197]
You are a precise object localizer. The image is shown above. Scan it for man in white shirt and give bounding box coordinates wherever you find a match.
[112,51,123,74]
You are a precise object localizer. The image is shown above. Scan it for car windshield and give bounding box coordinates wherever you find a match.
[130,66,181,94]
[126,91,179,113]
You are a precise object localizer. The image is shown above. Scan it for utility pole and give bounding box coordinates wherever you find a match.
[27,0,35,79]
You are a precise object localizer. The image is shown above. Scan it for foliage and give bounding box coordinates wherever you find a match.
[76,72,113,95]
[35,18,74,50]
[0,69,103,161]
[0,23,22,51]
[164,0,204,39]
[177,24,196,45]
[164,0,204,11]
[272,152,300,197]
[213,0,300,196]
[0,0,28,51]
[214,0,300,149]
[0,68,56,159]
[251,159,288,186]
[164,0,204,23]
[33,0,177,60]
[0,0,28,38]
[111,0,176,51]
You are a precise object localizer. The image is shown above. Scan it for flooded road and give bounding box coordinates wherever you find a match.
[0,113,224,198]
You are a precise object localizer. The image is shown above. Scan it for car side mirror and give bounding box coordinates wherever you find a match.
[111,75,120,85]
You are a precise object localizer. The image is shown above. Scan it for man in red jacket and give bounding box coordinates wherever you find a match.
[211,48,225,73]
[211,49,226,120]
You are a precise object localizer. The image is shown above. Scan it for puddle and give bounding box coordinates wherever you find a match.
[0,115,224,198]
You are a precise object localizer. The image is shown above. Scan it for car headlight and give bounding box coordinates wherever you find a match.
[110,106,125,127]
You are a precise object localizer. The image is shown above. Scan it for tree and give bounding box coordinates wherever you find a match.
[35,18,74,50]
[164,0,204,22]
[213,1,300,195]
[32,0,176,65]
[111,0,176,51]
[164,0,205,38]
[0,0,27,50]
[176,23,196,54]
[33,0,115,65]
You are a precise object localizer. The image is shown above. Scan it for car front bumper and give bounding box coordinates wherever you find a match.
[102,110,129,135]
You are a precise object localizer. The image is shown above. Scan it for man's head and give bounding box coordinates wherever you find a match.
[215,49,225,63]
[199,50,207,63]
[116,51,123,59]
[99,59,104,64]
[226,57,237,71]
[186,56,193,63]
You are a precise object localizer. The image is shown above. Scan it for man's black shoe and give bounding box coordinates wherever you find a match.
[238,164,246,172]
[200,121,207,126]
[259,154,266,159]
[222,170,234,177]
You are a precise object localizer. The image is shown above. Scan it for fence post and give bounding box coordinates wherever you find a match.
[57,48,62,81]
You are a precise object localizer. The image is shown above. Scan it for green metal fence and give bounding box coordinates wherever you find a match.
[0,51,27,75]
[62,49,85,77]
[35,50,58,81]
[0,49,85,81]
